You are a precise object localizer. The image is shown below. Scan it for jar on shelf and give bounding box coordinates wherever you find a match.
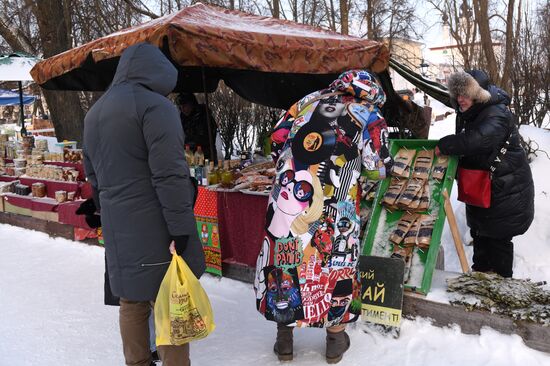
[32,182,47,198]
[55,190,68,203]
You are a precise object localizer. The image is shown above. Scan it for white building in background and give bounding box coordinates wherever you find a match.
[425,15,501,85]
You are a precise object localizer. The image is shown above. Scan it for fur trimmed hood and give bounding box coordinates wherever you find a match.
[447,70,491,103]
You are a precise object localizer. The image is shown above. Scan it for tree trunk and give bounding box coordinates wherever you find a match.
[366,0,374,39]
[0,13,35,54]
[33,0,86,143]
[273,0,280,18]
[500,0,516,93]
[472,0,499,84]
[340,0,348,35]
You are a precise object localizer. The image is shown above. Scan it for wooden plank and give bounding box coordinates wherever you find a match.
[402,292,550,354]
[222,261,255,283]
[0,211,73,240]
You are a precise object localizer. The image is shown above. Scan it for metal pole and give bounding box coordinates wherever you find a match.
[18,81,27,136]
[201,67,215,161]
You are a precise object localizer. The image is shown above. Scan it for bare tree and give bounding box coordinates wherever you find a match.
[510,2,550,128]
[210,83,239,159]
[356,0,419,42]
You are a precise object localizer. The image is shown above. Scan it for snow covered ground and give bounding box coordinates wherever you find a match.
[1,111,550,365]
[1,224,550,366]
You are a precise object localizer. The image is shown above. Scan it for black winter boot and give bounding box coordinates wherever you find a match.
[274,323,294,361]
[325,329,350,364]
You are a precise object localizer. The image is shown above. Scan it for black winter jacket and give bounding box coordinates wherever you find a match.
[83,43,205,301]
[437,86,534,238]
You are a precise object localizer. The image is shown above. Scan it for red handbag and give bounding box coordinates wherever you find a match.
[455,130,514,208]
[457,167,491,208]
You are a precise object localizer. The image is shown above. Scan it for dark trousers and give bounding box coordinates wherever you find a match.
[119,298,190,366]
[470,230,514,278]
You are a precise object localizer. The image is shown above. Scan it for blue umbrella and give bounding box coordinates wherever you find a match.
[0,88,35,106]
[0,53,39,135]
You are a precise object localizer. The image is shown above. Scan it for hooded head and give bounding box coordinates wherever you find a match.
[330,69,386,107]
[111,42,177,96]
[447,70,491,105]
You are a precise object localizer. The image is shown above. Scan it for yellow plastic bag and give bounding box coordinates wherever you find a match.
[154,253,215,346]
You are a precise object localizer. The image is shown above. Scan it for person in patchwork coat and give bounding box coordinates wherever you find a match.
[254,70,392,364]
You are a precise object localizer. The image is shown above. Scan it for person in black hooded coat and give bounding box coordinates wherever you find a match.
[83,42,205,366]
[436,70,534,278]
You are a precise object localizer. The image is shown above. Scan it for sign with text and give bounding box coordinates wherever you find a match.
[359,255,405,327]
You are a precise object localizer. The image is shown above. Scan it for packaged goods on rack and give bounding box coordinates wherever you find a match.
[67,191,76,201]
[44,151,64,162]
[0,180,19,193]
[63,148,83,163]
[362,139,458,294]
[15,184,30,196]
[4,164,15,176]
[55,190,67,203]
[432,155,449,181]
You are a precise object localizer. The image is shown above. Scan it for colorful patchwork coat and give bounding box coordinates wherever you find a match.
[254,70,392,327]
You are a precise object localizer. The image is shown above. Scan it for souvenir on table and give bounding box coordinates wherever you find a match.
[32,182,46,198]
[15,184,30,196]
[55,190,68,203]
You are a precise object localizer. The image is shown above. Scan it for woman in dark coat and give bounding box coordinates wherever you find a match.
[436,70,534,278]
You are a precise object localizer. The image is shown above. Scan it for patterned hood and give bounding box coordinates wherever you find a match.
[329,69,386,107]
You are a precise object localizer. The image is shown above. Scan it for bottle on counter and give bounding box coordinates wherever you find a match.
[194,145,205,167]
[185,144,194,166]
[195,164,203,186]
[216,159,223,182]
[221,160,233,186]
[202,159,209,186]
[207,161,218,185]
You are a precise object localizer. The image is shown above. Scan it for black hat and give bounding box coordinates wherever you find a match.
[333,279,353,297]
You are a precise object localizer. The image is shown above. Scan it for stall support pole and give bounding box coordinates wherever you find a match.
[18,81,27,136]
[442,189,469,273]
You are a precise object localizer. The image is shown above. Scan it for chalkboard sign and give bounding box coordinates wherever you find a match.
[359,255,405,328]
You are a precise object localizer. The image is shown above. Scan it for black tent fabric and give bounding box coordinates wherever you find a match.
[388,58,452,108]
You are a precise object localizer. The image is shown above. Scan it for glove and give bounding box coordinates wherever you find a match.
[171,235,189,255]
[76,198,96,215]
[84,214,101,229]
[76,198,101,228]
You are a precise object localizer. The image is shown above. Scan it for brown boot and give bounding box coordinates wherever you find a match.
[274,323,293,361]
[325,329,350,364]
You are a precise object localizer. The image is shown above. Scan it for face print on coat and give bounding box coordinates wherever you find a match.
[254,237,272,310]
[327,279,353,322]
[265,267,303,324]
[317,95,346,120]
[311,216,335,265]
[277,169,314,215]
[267,168,316,239]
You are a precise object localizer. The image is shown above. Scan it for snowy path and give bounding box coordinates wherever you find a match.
[1,223,549,366]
